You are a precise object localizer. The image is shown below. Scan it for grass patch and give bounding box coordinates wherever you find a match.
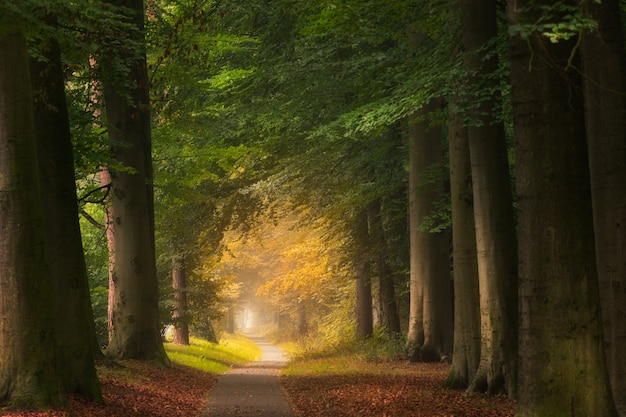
[283,354,424,377]
[96,361,152,384]
[283,355,378,376]
[165,333,262,373]
[283,330,450,378]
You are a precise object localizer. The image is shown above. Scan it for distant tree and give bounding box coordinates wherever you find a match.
[0,29,63,408]
[172,256,190,345]
[368,198,401,334]
[296,300,309,336]
[581,1,626,413]
[509,0,617,414]
[354,209,374,339]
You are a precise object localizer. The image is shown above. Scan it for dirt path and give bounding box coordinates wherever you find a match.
[200,335,294,417]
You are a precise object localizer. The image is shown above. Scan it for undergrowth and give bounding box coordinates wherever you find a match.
[283,327,410,376]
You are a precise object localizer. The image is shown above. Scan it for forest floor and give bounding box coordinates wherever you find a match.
[282,360,515,417]
[1,360,515,417]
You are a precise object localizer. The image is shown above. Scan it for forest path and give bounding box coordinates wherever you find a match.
[200,334,295,417]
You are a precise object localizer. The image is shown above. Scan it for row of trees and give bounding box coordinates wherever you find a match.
[191,0,625,415]
[0,0,169,407]
[1,0,625,416]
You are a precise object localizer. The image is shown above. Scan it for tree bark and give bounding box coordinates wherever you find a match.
[368,199,401,334]
[354,209,373,339]
[30,34,102,401]
[103,0,168,364]
[463,0,518,396]
[407,102,453,361]
[445,89,481,388]
[581,1,626,414]
[101,169,116,345]
[0,30,64,408]
[172,256,190,345]
[509,1,617,414]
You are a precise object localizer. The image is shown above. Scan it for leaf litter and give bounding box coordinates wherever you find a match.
[1,361,515,416]
[281,362,516,417]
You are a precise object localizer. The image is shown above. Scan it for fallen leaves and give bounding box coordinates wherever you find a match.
[1,359,516,417]
[281,363,516,417]
[1,361,217,417]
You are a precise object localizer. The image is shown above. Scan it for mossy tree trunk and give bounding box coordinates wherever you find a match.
[581,1,626,413]
[0,29,64,409]
[30,33,102,402]
[509,0,617,414]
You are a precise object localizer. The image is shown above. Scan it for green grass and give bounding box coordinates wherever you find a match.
[164,333,262,373]
[282,331,450,378]
[283,355,371,376]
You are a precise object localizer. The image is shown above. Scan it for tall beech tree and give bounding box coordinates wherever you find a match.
[463,0,517,395]
[406,101,453,361]
[30,33,102,400]
[581,1,626,413]
[102,0,168,363]
[445,83,481,389]
[0,29,63,408]
[509,0,617,414]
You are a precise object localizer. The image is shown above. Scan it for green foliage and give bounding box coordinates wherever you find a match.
[79,205,110,344]
[358,327,408,362]
[509,0,599,43]
[78,0,508,356]
[286,324,407,364]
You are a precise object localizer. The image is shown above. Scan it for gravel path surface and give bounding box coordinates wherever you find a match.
[201,335,294,417]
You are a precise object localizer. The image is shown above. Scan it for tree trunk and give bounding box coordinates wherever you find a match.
[509,2,617,414]
[445,89,481,388]
[463,0,518,396]
[0,30,64,408]
[104,107,166,362]
[226,306,235,334]
[368,199,401,334]
[355,209,373,339]
[101,169,116,345]
[103,0,168,364]
[30,34,102,401]
[297,300,308,336]
[172,256,190,345]
[407,102,453,361]
[406,118,424,351]
[581,1,626,414]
